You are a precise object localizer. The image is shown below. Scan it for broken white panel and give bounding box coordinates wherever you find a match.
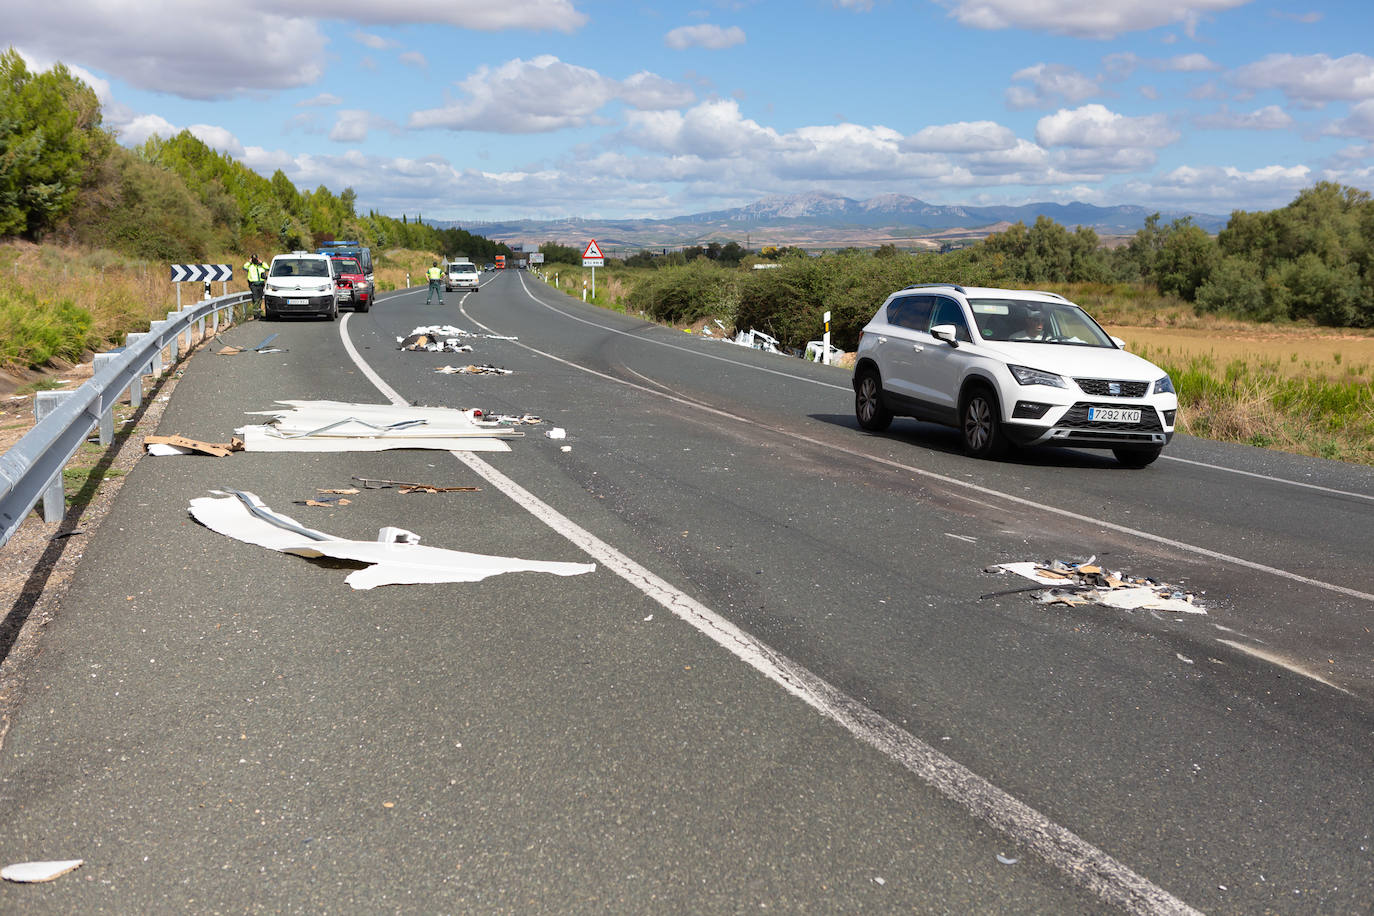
[237,400,519,452]
[1096,587,1205,615]
[996,562,1074,585]
[147,443,198,456]
[2,859,84,883]
[189,491,596,590]
[237,427,511,453]
[245,400,520,437]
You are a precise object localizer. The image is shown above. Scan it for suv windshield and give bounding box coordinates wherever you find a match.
[330,258,362,276]
[271,258,329,278]
[969,299,1114,347]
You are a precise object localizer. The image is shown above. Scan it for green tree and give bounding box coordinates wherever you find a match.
[0,49,101,238]
[1154,218,1218,301]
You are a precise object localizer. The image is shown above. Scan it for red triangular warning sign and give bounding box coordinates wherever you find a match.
[582,239,603,259]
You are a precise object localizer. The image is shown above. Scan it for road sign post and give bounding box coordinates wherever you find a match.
[171,264,233,316]
[582,240,604,300]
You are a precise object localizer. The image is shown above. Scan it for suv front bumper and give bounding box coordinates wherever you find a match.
[1004,400,1176,448]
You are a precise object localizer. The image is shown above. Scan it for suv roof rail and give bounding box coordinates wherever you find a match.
[901,283,966,293]
[1027,290,1069,301]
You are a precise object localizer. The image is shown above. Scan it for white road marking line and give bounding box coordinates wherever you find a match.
[1215,639,1351,694]
[515,271,1374,505]
[1161,453,1374,502]
[464,290,1374,606]
[338,309,1203,916]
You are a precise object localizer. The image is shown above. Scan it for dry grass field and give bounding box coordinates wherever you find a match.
[1107,325,1374,465]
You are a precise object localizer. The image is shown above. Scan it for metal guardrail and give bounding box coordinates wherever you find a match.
[0,292,249,548]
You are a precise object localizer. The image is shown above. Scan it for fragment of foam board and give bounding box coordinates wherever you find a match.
[188,491,596,589]
[2,860,83,883]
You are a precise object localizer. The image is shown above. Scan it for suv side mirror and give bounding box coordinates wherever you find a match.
[930,324,959,348]
[1111,336,1127,349]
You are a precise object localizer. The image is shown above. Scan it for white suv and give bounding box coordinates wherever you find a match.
[851,285,1177,467]
[263,252,338,321]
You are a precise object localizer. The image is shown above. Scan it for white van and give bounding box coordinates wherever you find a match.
[445,261,480,292]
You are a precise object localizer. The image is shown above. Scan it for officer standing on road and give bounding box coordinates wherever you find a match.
[426,261,444,305]
[244,254,268,318]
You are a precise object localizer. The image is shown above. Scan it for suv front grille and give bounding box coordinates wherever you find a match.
[1074,378,1149,397]
[1060,403,1162,431]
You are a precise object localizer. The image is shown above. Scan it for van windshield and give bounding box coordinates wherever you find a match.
[270,258,329,278]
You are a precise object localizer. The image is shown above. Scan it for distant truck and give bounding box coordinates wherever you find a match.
[495,255,506,269]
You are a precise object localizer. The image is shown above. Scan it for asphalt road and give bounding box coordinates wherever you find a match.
[0,270,1371,913]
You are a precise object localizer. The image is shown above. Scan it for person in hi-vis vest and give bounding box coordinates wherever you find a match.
[426,261,444,305]
[244,254,268,316]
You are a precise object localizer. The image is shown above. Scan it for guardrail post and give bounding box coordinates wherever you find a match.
[166,312,182,363]
[33,390,77,521]
[92,352,124,444]
[123,333,149,405]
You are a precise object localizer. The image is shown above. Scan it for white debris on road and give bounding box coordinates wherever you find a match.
[236,400,519,452]
[189,490,596,589]
[989,558,1205,614]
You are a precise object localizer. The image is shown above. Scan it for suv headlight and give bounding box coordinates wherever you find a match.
[1153,375,1175,395]
[1008,364,1067,388]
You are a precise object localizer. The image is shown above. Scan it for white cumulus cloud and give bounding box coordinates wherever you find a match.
[1035,104,1178,148]
[664,24,746,50]
[409,56,693,133]
[1193,105,1294,130]
[939,0,1253,39]
[903,121,1018,152]
[1325,100,1374,139]
[1232,53,1374,104]
[1006,63,1100,110]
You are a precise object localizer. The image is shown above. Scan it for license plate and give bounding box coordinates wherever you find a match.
[1088,407,1140,423]
[288,298,307,305]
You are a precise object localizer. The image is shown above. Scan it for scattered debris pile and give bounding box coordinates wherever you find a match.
[398,325,517,352]
[189,490,596,589]
[219,333,285,355]
[983,557,1205,614]
[435,364,512,375]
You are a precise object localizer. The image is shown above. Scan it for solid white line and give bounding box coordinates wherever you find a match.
[1161,453,1374,502]
[517,272,1374,504]
[337,302,1203,916]
[479,283,1374,606]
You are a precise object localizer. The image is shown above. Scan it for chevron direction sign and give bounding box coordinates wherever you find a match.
[170,264,233,282]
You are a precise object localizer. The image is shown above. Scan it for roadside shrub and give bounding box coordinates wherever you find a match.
[1194,255,1274,318]
[0,286,94,367]
[626,261,740,325]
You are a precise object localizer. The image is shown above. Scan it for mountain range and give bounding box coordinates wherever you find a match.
[435,192,1227,253]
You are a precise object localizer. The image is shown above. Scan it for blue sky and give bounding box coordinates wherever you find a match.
[10,1,1374,222]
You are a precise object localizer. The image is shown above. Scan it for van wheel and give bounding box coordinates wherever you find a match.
[961,386,1007,459]
[855,369,893,431]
